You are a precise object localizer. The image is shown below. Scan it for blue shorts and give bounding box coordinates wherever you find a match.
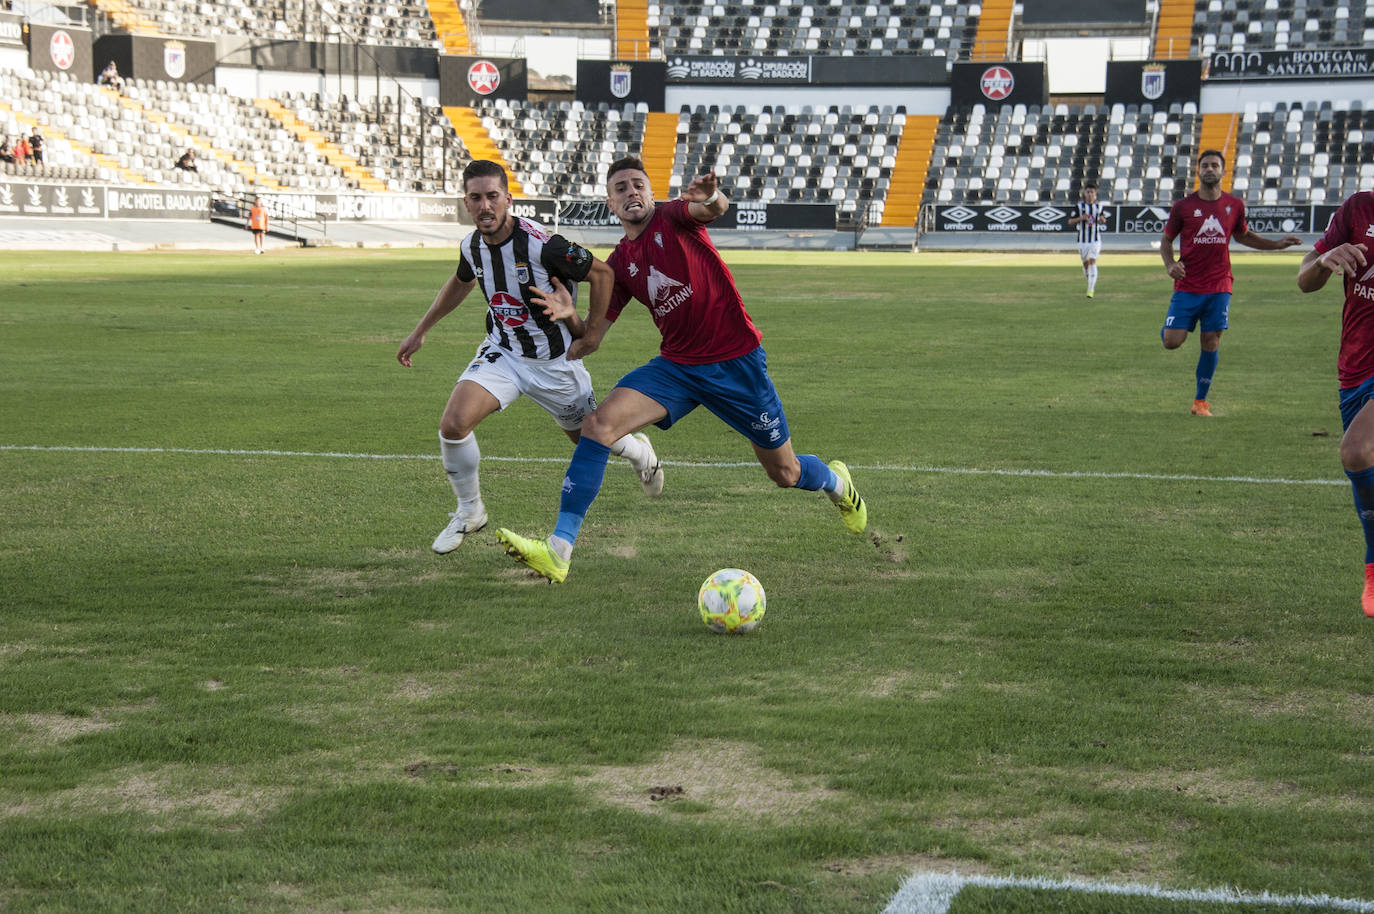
[1165,291,1231,334]
[1339,376,1374,431]
[615,346,791,450]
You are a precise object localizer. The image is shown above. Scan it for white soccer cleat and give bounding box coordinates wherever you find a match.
[431,509,489,554]
[633,432,664,498]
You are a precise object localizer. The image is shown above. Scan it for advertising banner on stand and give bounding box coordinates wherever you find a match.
[27,24,92,79]
[439,55,528,106]
[950,62,1047,108]
[576,60,665,109]
[0,181,106,217]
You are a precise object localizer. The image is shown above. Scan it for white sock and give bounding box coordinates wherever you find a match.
[608,432,648,470]
[548,534,573,562]
[439,432,484,519]
[1087,265,1098,292]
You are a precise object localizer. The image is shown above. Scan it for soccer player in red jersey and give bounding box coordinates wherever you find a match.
[1160,150,1302,417]
[497,157,867,583]
[1298,189,1374,616]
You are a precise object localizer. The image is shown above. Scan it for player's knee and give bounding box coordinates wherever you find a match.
[767,462,800,488]
[1341,436,1374,472]
[580,410,617,445]
[439,417,474,440]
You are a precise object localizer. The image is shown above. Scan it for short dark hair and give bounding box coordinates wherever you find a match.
[606,156,647,184]
[1199,149,1226,167]
[462,159,508,190]
[1082,181,1098,190]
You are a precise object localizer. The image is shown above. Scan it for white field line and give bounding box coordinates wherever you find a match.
[884,872,1374,914]
[0,444,1348,487]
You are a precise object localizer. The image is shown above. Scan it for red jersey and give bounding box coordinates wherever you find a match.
[1314,191,1374,388]
[605,198,762,365]
[1164,191,1248,294]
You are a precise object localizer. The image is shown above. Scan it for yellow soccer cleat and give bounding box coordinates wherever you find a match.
[497,528,569,583]
[827,460,867,534]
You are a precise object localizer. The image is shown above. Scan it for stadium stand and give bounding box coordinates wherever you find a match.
[924,102,1198,207]
[646,0,983,60]
[671,104,907,222]
[1195,0,1374,54]
[85,0,442,47]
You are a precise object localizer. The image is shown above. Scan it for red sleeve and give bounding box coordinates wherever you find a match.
[1163,199,1183,240]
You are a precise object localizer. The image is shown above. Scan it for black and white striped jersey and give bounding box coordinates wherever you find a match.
[1075,202,1106,244]
[455,216,594,360]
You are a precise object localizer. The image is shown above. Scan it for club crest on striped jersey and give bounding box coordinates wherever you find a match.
[516,261,530,284]
[489,290,529,327]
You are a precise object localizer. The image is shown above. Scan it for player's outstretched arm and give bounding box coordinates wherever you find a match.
[397,273,474,367]
[565,260,616,361]
[1299,243,1369,293]
[1235,229,1304,251]
[531,276,585,335]
[682,173,729,222]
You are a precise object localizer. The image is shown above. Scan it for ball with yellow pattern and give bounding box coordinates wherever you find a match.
[697,569,766,633]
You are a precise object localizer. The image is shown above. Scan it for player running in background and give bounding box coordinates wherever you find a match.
[1297,189,1374,616]
[396,160,663,555]
[1159,149,1302,417]
[1067,181,1106,298]
[496,157,866,583]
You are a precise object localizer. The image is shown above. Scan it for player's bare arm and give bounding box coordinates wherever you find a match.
[1299,243,1370,293]
[683,173,729,222]
[530,276,584,338]
[565,260,616,361]
[1161,234,1186,280]
[397,274,476,366]
[1235,229,1304,251]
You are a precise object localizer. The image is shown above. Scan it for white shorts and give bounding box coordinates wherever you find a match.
[458,342,597,431]
[1078,241,1102,262]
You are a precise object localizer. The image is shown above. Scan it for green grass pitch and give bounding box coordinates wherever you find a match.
[2,247,1372,913]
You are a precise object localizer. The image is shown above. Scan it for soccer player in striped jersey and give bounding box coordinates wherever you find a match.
[1160,149,1302,417]
[397,160,663,555]
[496,157,866,583]
[1298,189,1374,615]
[1067,181,1106,298]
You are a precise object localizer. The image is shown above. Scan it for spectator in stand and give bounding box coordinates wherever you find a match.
[13,134,30,164]
[175,149,198,172]
[28,130,43,165]
[0,138,12,164]
[98,61,124,91]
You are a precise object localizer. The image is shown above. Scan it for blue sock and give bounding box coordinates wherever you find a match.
[1195,349,1219,401]
[1347,466,1374,564]
[794,454,837,492]
[553,438,611,546]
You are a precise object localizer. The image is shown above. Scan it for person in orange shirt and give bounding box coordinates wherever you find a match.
[13,135,30,164]
[247,197,267,254]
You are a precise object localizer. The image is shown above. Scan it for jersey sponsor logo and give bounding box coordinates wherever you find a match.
[566,244,591,269]
[647,266,691,319]
[1194,213,1229,243]
[467,60,501,95]
[489,290,529,327]
[980,66,1014,100]
[1365,225,1374,238]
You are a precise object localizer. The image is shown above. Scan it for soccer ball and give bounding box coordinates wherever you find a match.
[697,569,766,633]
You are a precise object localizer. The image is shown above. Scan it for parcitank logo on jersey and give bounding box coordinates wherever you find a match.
[647,266,691,319]
[1194,213,1229,243]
